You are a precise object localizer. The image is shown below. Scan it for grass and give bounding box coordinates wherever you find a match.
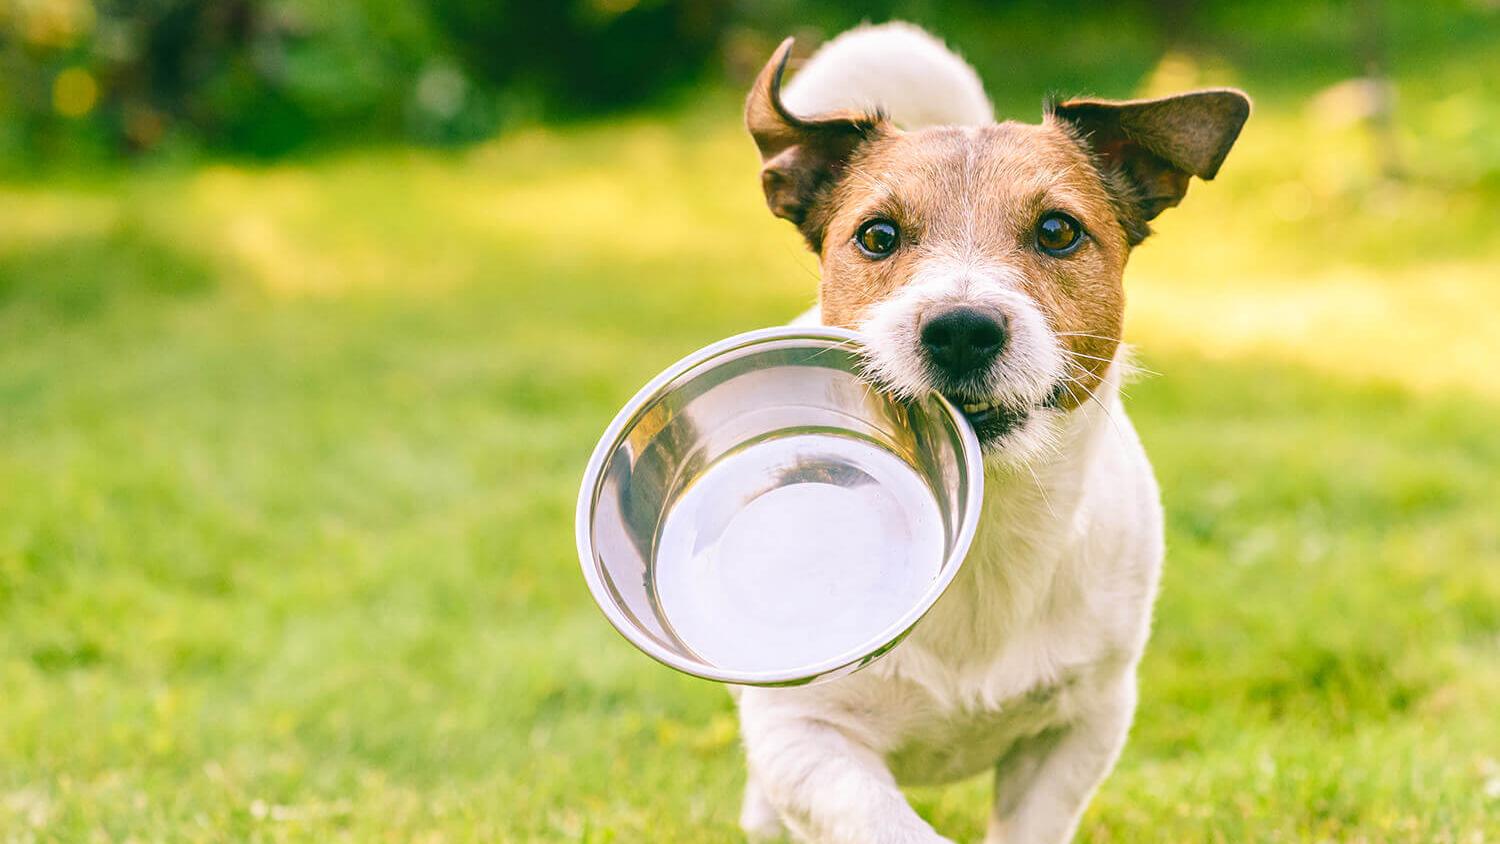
[3,11,1500,841]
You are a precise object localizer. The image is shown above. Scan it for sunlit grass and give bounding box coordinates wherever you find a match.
[1,31,1498,841]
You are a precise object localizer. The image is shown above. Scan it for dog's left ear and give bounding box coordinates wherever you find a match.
[747,38,888,247]
[1052,89,1250,240]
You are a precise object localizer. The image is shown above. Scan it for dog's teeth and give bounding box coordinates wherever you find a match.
[962,402,993,413]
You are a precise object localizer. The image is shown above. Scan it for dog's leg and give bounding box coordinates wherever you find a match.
[741,714,951,844]
[984,678,1136,844]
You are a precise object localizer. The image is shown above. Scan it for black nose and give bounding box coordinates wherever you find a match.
[920,307,1008,378]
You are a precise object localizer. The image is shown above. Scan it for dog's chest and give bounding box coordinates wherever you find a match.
[863,557,1120,786]
[883,674,1077,785]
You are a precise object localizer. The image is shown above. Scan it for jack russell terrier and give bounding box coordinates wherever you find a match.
[731,23,1249,844]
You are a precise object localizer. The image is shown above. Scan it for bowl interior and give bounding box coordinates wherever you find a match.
[579,329,981,685]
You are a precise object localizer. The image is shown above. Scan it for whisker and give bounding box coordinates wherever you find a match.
[1063,356,1142,399]
[1067,350,1161,378]
[804,336,863,363]
[1066,350,1120,365]
[1055,331,1125,343]
[1059,371,1129,446]
[1025,462,1058,520]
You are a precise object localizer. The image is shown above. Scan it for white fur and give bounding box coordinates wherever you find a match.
[857,254,1067,466]
[781,22,994,128]
[737,24,1166,844]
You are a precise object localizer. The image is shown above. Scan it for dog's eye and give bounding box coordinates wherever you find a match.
[1035,212,1083,256]
[855,219,900,258]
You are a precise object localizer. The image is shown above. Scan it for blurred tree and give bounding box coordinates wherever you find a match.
[4,0,405,157]
[428,0,730,116]
[0,0,732,161]
[0,0,1485,168]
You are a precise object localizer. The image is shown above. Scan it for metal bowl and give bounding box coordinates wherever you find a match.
[576,326,983,686]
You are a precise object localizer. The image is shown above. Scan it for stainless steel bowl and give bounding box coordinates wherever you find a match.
[576,326,983,686]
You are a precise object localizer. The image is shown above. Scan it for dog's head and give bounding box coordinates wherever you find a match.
[747,39,1249,461]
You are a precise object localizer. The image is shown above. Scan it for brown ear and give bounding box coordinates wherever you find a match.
[746,38,887,247]
[1052,89,1250,238]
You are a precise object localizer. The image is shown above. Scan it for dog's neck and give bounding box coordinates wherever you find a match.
[976,348,1128,524]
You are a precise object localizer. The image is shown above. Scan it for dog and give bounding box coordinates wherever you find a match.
[732,23,1249,844]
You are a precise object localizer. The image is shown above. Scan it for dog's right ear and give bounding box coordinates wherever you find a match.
[746,38,886,244]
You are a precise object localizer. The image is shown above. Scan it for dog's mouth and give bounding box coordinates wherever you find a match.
[952,397,1030,442]
[946,383,1068,445]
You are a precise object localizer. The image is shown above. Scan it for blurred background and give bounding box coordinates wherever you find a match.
[1,0,1497,840]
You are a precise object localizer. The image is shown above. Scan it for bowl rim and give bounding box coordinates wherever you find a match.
[575,325,985,686]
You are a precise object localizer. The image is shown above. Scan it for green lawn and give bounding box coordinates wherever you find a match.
[4,23,1500,841]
